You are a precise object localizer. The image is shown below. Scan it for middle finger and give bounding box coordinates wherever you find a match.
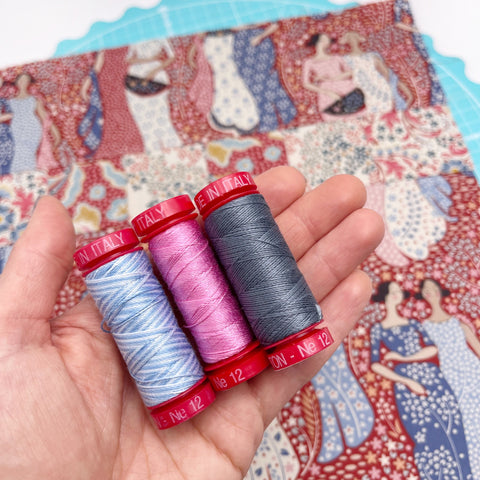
[275,175,368,261]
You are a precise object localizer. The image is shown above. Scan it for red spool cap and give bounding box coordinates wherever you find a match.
[204,340,269,391]
[131,194,198,242]
[74,228,141,276]
[194,172,259,219]
[266,325,334,370]
[148,376,215,429]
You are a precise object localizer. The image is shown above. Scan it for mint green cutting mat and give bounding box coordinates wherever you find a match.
[55,0,480,173]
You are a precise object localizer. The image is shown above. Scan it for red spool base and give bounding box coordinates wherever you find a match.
[266,325,334,370]
[148,377,215,429]
[204,341,269,391]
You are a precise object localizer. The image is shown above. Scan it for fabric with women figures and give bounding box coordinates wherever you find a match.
[370,317,471,479]
[1,1,480,479]
[423,316,480,477]
[351,171,480,480]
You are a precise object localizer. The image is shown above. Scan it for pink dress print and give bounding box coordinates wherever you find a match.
[302,55,357,120]
[37,116,58,172]
[95,47,144,160]
[188,35,213,116]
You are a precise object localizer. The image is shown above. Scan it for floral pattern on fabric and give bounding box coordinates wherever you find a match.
[0,171,47,248]
[423,317,480,479]
[122,146,209,218]
[246,418,300,480]
[52,160,128,234]
[206,133,289,178]
[311,344,374,464]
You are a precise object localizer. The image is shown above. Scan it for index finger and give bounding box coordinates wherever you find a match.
[254,166,307,217]
[270,174,367,260]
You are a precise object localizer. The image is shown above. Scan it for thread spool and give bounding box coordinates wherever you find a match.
[194,172,334,370]
[73,228,215,429]
[132,195,269,391]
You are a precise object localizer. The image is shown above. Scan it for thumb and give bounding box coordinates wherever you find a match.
[0,196,75,352]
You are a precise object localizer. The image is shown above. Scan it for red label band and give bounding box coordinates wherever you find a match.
[74,228,140,272]
[148,378,215,429]
[205,342,269,391]
[266,327,334,370]
[131,195,197,240]
[194,171,258,218]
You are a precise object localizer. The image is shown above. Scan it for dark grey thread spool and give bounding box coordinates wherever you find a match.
[194,172,323,350]
[204,193,322,345]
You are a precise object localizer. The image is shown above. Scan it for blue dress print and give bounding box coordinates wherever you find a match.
[78,70,103,158]
[424,317,480,480]
[233,28,297,132]
[311,343,374,463]
[0,98,14,175]
[370,320,472,479]
[9,96,42,174]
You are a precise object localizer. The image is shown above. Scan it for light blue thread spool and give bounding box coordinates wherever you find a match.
[74,228,215,429]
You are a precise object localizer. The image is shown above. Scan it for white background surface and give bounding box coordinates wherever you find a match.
[0,0,479,84]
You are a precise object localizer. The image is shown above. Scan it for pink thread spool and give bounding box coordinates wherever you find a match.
[131,195,269,391]
[194,172,334,370]
[73,228,215,429]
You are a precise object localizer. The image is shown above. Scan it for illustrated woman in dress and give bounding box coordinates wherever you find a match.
[125,39,182,151]
[311,343,374,463]
[80,48,144,161]
[202,29,260,134]
[370,281,472,479]
[233,23,297,132]
[365,175,453,267]
[9,73,61,174]
[0,77,14,175]
[418,278,480,479]
[302,33,364,121]
[78,51,105,158]
[188,33,214,118]
[339,31,413,112]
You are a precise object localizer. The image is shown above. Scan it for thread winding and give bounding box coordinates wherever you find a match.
[204,193,322,346]
[149,219,254,364]
[84,248,205,407]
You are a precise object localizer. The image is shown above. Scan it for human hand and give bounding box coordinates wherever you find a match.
[0,167,383,480]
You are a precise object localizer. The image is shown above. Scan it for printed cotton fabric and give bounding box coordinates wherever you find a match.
[0,1,479,478]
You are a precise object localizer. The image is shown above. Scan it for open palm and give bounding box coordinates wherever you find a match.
[0,167,383,480]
